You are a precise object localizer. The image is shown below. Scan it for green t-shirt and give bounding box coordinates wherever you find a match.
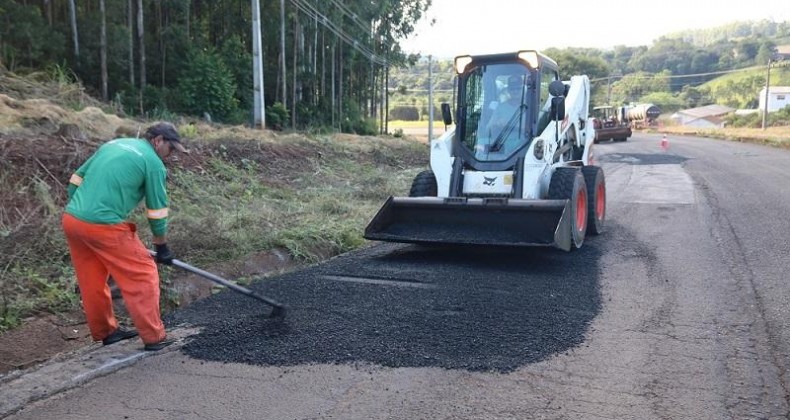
[66,138,169,237]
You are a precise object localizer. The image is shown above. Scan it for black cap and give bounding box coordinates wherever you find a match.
[146,122,189,154]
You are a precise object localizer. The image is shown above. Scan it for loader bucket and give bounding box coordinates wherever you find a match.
[364,197,573,251]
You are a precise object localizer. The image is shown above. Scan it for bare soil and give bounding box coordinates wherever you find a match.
[0,248,296,376]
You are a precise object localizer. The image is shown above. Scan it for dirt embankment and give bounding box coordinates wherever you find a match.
[0,67,428,375]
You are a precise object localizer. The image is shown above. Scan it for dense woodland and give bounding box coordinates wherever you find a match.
[0,0,431,133]
[1,1,789,129]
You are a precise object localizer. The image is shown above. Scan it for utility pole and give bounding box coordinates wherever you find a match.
[251,0,266,128]
[762,57,772,130]
[607,75,612,105]
[606,71,621,105]
[428,55,434,141]
[761,55,785,130]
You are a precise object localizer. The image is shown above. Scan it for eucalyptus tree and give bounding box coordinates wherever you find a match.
[100,0,107,100]
[68,0,79,59]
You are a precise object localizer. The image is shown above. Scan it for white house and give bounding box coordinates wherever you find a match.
[759,86,790,113]
[671,104,735,128]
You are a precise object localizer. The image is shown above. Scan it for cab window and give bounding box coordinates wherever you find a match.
[536,68,559,135]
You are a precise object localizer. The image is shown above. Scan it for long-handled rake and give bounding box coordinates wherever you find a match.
[150,251,286,318]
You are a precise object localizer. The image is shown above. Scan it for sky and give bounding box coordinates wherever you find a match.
[400,0,790,58]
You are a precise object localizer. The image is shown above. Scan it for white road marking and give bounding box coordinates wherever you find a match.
[320,275,439,289]
[71,353,147,383]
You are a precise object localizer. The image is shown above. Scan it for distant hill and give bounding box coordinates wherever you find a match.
[665,20,790,47]
[703,64,790,108]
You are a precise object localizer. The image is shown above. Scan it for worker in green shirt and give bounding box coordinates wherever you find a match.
[62,122,188,351]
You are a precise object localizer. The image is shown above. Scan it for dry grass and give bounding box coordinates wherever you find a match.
[647,125,790,149]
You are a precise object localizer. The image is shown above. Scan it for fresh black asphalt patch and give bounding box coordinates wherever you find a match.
[167,242,602,373]
[599,152,689,165]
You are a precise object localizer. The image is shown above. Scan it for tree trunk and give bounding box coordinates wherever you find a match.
[292,18,298,129]
[331,42,335,129]
[128,0,135,88]
[158,0,165,86]
[339,42,343,127]
[100,0,108,100]
[384,64,389,135]
[68,0,79,59]
[279,0,287,108]
[137,0,146,111]
[44,0,53,26]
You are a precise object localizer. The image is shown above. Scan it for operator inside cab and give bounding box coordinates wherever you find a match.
[485,75,525,138]
[475,73,529,159]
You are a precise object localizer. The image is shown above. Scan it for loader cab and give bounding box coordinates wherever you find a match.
[451,51,560,171]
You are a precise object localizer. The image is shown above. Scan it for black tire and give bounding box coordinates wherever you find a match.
[409,170,438,197]
[548,167,588,249]
[582,165,606,235]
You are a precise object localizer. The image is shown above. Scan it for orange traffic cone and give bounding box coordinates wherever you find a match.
[660,134,669,151]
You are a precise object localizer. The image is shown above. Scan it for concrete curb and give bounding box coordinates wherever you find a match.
[0,327,198,419]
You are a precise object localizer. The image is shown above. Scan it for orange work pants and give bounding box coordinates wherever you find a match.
[62,213,166,345]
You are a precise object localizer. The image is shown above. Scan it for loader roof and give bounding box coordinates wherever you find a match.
[453,50,558,74]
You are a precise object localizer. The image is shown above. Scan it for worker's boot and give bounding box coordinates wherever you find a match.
[144,337,175,351]
[102,326,139,345]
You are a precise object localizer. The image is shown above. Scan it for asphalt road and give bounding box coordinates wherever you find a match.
[6,133,790,419]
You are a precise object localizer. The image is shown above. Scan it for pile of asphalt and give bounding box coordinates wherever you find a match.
[167,243,602,373]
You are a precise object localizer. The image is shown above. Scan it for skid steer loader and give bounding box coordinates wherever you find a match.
[365,50,606,251]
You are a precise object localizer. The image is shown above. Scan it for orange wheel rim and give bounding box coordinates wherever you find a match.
[596,183,606,219]
[576,189,587,232]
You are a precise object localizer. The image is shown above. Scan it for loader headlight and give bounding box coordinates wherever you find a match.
[454,56,473,74]
[533,140,545,160]
[517,51,539,69]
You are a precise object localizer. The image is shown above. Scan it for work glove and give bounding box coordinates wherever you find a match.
[154,243,175,265]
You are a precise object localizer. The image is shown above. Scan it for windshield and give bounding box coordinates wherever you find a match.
[593,107,614,119]
[458,63,534,162]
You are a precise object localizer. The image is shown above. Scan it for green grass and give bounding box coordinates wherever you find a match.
[160,150,420,264]
[703,65,790,91]
[0,175,80,332]
[388,120,432,128]
[658,125,790,149]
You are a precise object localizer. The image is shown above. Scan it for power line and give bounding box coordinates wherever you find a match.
[589,65,766,83]
[290,0,387,66]
[328,0,369,33]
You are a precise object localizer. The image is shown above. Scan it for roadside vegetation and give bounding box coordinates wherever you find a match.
[0,72,427,332]
[657,125,790,149]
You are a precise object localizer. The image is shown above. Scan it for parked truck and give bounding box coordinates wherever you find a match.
[592,105,631,142]
[592,103,662,142]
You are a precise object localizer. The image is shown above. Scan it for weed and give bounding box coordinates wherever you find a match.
[0,264,79,332]
[179,123,199,139]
